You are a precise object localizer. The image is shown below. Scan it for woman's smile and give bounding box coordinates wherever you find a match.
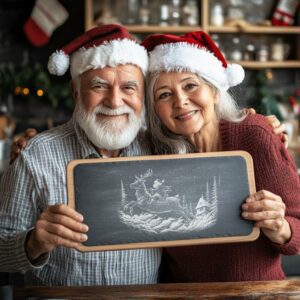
[174,110,199,121]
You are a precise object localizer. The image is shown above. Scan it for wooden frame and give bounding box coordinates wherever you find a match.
[67,151,259,251]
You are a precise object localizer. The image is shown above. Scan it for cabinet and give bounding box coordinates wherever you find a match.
[84,0,300,69]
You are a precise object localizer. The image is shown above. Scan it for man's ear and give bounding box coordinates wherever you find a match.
[70,79,79,103]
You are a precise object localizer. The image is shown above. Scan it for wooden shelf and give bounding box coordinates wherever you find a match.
[229,60,300,69]
[208,25,300,34]
[125,25,202,33]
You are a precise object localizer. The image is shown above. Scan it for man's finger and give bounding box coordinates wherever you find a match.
[47,204,84,222]
[25,128,37,138]
[40,211,88,233]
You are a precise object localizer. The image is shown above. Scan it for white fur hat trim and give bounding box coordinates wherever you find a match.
[48,39,148,78]
[149,43,244,90]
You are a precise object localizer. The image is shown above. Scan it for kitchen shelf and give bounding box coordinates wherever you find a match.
[208,25,300,34]
[85,0,300,69]
[231,60,300,69]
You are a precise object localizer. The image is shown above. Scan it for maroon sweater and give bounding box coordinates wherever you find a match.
[160,114,300,282]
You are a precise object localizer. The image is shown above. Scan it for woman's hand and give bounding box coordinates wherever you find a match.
[10,128,37,163]
[241,190,291,244]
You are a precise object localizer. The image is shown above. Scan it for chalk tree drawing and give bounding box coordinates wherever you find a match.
[119,169,219,234]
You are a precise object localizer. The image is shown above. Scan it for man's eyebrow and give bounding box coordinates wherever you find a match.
[122,80,138,87]
[90,76,108,85]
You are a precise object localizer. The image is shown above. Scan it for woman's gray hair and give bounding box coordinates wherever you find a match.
[146,71,246,154]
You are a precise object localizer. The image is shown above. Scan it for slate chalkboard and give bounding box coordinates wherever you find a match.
[67,151,259,251]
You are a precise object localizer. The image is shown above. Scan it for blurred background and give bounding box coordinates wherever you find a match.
[0,0,299,169]
[0,0,300,286]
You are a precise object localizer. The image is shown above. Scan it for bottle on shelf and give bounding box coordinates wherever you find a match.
[256,44,269,62]
[245,0,265,25]
[210,2,224,26]
[170,0,181,26]
[181,0,199,26]
[230,37,243,61]
[243,43,256,61]
[226,0,245,22]
[124,0,139,24]
[270,38,290,61]
[159,4,170,26]
[139,0,150,25]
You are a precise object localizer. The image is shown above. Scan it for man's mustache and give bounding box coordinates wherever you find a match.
[92,105,134,116]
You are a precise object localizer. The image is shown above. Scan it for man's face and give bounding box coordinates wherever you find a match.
[73,64,144,151]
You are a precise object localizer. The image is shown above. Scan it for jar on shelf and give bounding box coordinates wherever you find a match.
[124,0,139,24]
[181,0,199,26]
[139,0,150,25]
[210,3,224,26]
[256,44,269,62]
[226,0,245,22]
[159,4,170,26]
[230,37,243,61]
[170,0,181,26]
[245,0,265,25]
[270,38,290,61]
[243,43,256,61]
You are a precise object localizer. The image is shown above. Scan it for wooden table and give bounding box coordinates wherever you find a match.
[13,280,300,299]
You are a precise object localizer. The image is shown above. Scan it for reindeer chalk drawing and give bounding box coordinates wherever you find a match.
[119,169,218,233]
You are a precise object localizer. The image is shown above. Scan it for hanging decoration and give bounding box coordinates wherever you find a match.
[23,0,69,47]
[272,0,299,26]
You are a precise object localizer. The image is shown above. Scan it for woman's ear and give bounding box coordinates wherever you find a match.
[214,91,220,105]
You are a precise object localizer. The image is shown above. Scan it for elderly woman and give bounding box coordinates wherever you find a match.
[141,31,300,282]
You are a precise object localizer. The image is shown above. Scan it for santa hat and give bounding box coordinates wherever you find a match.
[142,31,244,91]
[47,24,148,78]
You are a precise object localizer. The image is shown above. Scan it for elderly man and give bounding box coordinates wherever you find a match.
[0,24,161,286]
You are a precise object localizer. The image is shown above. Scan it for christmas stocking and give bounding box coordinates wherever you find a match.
[24,0,69,47]
[272,0,299,26]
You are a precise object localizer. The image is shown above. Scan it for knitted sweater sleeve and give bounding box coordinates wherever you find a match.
[242,115,300,255]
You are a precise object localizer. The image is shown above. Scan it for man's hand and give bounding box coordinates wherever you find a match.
[26,204,89,262]
[247,109,288,148]
[265,115,288,148]
[241,190,291,245]
[11,128,37,163]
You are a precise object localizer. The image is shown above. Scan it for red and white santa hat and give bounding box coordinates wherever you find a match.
[47,24,148,78]
[142,31,244,91]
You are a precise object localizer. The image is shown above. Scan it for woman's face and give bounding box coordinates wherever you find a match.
[153,72,218,136]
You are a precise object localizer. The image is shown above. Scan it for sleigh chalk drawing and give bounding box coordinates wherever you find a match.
[67,151,259,251]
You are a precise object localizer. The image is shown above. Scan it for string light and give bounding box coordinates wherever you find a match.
[22,88,30,95]
[14,86,22,95]
[37,89,44,97]
[265,69,273,80]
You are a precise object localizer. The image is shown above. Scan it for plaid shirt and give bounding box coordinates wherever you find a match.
[0,117,161,286]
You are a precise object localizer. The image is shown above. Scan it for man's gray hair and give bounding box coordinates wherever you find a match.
[145,71,246,154]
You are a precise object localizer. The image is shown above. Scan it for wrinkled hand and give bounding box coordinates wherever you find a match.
[265,115,288,148]
[11,128,37,163]
[241,190,291,244]
[246,109,288,148]
[26,204,89,262]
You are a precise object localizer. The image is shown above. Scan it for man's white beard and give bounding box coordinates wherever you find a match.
[74,100,142,151]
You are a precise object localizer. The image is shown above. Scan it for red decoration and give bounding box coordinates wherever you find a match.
[272,0,299,26]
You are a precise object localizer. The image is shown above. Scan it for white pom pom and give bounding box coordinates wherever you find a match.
[226,63,245,88]
[47,50,70,76]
